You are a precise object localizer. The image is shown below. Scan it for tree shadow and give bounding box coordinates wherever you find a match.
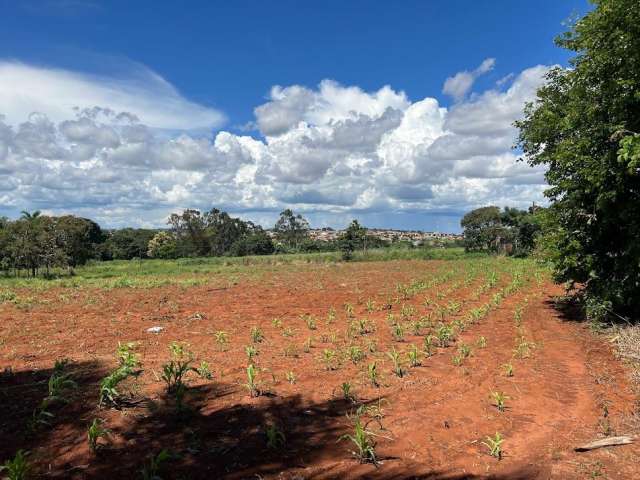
[83,386,377,479]
[0,359,108,461]
[545,295,587,324]
[1,366,551,479]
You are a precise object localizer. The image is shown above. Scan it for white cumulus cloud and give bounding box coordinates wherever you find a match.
[0,61,551,229]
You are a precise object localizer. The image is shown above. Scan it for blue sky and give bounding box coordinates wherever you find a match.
[0,0,590,231]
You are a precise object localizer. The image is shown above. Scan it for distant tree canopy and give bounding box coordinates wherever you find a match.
[0,212,104,276]
[146,231,178,259]
[167,208,273,258]
[0,207,277,276]
[515,0,640,317]
[103,228,157,260]
[273,209,310,251]
[338,219,368,260]
[461,206,542,256]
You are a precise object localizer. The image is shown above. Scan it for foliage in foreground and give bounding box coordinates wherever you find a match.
[516,0,640,318]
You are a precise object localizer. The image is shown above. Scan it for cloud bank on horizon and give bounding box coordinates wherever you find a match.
[0,59,549,230]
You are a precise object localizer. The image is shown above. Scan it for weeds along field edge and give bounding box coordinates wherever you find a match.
[0,248,498,296]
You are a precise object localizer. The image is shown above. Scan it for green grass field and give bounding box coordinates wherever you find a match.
[0,247,488,293]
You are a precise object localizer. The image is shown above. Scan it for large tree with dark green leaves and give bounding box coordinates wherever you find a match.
[515,0,640,317]
[338,220,368,260]
[104,228,157,260]
[461,206,507,253]
[273,209,310,251]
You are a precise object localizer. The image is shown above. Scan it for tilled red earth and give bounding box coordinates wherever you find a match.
[1,259,638,479]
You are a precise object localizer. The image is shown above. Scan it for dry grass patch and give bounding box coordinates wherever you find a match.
[613,324,640,386]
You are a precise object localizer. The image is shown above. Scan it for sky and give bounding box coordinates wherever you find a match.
[0,0,590,232]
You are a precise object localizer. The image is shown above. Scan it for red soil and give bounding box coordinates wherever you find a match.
[0,260,638,479]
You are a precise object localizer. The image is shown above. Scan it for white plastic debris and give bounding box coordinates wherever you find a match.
[146,326,164,333]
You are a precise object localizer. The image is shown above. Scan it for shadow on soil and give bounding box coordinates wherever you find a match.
[0,360,108,459]
[1,363,545,479]
[547,297,586,323]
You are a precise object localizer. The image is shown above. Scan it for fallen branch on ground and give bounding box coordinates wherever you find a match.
[574,435,635,452]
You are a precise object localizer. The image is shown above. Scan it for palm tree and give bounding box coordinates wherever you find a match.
[20,210,41,221]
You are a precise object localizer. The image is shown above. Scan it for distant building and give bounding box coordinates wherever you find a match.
[267,227,462,244]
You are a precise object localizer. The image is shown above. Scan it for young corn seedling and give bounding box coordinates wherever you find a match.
[98,344,141,407]
[357,398,389,421]
[365,298,376,312]
[303,337,312,353]
[513,337,534,359]
[386,312,397,326]
[477,336,487,348]
[28,405,55,432]
[367,362,380,387]
[265,423,286,449]
[513,306,523,326]
[348,345,365,364]
[400,303,415,320]
[491,292,503,308]
[321,349,339,371]
[1,450,31,480]
[285,371,296,384]
[447,300,461,314]
[458,343,472,359]
[46,364,77,405]
[482,432,504,460]
[407,344,421,367]
[410,320,423,336]
[304,314,317,330]
[436,325,453,347]
[214,330,229,351]
[195,361,212,380]
[339,381,356,402]
[356,318,373,335]
[341,416,379,464]
[327,306,337,324]
[391,323,404,342]
[452,318,467,333]
[502,363,514,377]
[245,345,259,363]
[161,342,194,392]
[250,326,264,343]
[282,327,294,337]
[423,335,435,357]
[87,418,110,453]
[245,364,260,397]
[344,302,355,318]
[490,391,509,412]
[283,343,299,358]
[386,347,405,377]
[140,449,171,480]
[271,317,283,328]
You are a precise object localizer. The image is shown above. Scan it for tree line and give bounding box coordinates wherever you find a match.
[0,208,390,277]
